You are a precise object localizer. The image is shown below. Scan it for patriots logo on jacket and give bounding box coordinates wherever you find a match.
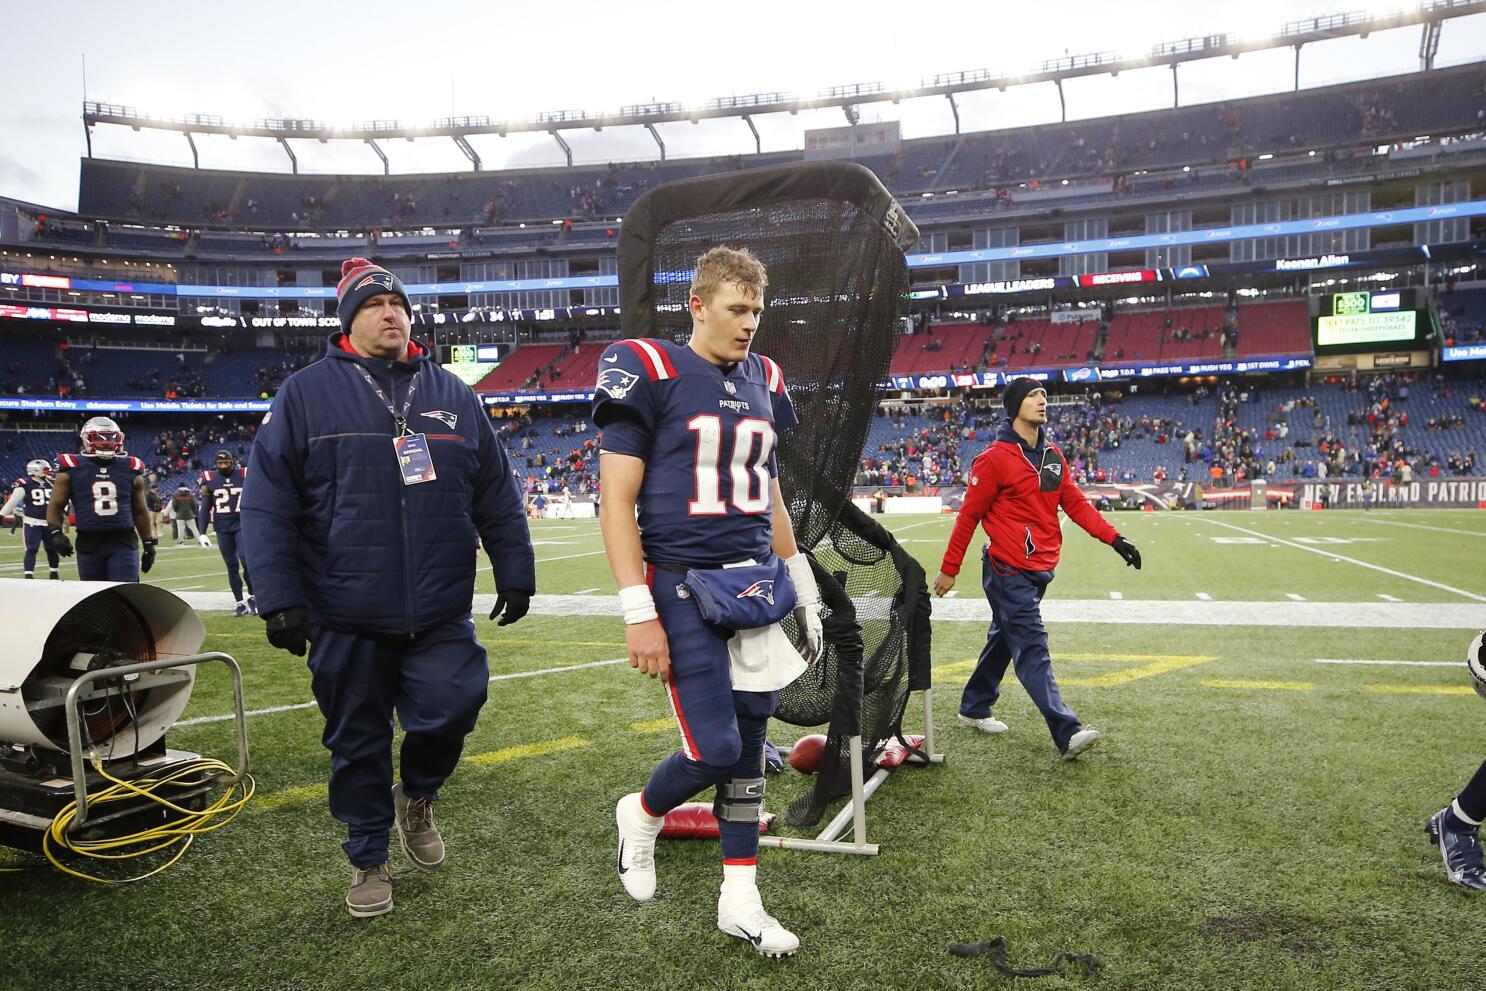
[355,272,395,292]
[736,579,776,605]
[596,367,641,400]
[421,410,458,429]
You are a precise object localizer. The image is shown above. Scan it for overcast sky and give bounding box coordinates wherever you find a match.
[3,1,1483,212]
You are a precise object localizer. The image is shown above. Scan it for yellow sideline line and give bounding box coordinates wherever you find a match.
[631,718,675,733]
[1062,655,1214,687]
[935,652,1196,676]
[466,736,591,766]
[1202,679,1314,691]
[1366,685,1475,696]
[253,782,328,813]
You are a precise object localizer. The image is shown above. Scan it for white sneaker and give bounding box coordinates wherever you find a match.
[1062,728,1102,761]
[615,792,662,902]
[958,712,1009,734]
[718,891,800,958]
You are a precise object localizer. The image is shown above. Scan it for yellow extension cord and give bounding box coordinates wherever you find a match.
[19,755,257,883]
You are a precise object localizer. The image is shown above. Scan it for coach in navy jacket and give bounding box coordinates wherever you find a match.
[242,258,535,918]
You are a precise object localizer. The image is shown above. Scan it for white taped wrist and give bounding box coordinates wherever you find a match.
[618,584,658,625]
[784,552,820,607]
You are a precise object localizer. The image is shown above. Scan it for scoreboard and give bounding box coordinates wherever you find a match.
[1310,288,1430,354]
[440,343,506,386]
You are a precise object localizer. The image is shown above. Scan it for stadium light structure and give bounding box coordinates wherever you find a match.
[80,0,1486,169]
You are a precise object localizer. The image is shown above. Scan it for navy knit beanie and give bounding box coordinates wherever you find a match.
[336,257,410,330]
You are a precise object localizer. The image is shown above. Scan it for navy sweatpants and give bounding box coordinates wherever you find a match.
[640,565,777,864]
[23,525,59,574]
[217,528,252,601]
[306,615,489,868]
[960,551,1082,752]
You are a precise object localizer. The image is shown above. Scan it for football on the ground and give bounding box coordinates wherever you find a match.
[1467,631,1486,701]
[788,734,828,774]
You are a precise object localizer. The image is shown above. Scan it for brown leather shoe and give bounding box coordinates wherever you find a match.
[346,862,393,918]
[393,782,445,870]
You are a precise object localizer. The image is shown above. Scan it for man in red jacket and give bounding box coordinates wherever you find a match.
[933,378,1142,760]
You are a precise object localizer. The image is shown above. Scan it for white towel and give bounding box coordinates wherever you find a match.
[728,622,808,692]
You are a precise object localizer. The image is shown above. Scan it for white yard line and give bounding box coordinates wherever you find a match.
[1109,591,1123,600]
[1196,517,1486,603]
[1314,658,1458,667]
[1195,592,1212,601]
[179,657,627,727]
[1286,593,1307,601]
[1364,519,1486,540]
[534,549,608,564]
[154,571,230,583]
[1377,594,1403,602]
[573,587,601,594]
[887,519,944,535]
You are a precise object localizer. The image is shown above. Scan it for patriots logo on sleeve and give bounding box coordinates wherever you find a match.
[596,367,641,400]
[736,579,776,606]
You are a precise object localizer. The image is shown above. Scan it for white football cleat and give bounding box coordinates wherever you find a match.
[1062,728,1102,761]
[718,891,800,958]
[615,792,662,902]
[957,712,1009,734]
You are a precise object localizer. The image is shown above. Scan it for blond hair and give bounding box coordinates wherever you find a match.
[689,246,767,304]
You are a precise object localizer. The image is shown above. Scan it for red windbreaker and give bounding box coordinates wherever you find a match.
[940,422,1118,576]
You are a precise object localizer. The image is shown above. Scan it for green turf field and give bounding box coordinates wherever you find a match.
[0,509,1483,990]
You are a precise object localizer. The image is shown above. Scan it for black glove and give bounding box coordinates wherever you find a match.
[264,607,310,656]
[48,527,73,557]
[1111,535,1142,570]
[490,589,533,627]
[140,538,158,574]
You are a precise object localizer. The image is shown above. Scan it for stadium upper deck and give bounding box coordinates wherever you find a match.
[67,64,1486,237]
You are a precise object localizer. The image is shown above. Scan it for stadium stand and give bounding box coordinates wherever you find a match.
[472,344,563,392]
[67,65,1486,234]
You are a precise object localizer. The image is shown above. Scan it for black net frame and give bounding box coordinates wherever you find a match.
[619,160,918,548]
[618,162,932,829]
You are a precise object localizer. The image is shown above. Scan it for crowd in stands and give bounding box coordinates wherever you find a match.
[71,65,1486,235]
[493,408,600,496]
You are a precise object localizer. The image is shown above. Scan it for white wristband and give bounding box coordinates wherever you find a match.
[784,552,820,608]
[618,584,658,625]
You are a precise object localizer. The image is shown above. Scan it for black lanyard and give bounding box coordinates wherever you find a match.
[354,363,421,437]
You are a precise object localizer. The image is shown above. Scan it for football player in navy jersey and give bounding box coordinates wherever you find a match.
[46,416,156,581]
[199,450,256,615]
[597,246,824,959]
[0,459,61,579]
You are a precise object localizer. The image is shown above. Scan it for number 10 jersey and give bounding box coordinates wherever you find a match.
[593,338,798,568]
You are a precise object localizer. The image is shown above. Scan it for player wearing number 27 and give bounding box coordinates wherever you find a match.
[47,416,157,581]
[596,246,824,959]
[199,450,256,617]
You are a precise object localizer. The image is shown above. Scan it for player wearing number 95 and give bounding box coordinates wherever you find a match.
[47,416,156,581]
[596,246,823,959]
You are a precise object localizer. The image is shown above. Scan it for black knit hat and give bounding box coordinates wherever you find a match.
[1003,377,1046,419]
[336,257,411,330]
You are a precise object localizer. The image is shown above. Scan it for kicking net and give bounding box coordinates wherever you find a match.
[618,161,931,830]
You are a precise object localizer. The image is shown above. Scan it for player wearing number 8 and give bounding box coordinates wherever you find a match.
[47,416,157,581]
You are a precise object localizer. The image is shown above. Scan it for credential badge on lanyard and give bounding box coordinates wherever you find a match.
[354,364,438,485]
